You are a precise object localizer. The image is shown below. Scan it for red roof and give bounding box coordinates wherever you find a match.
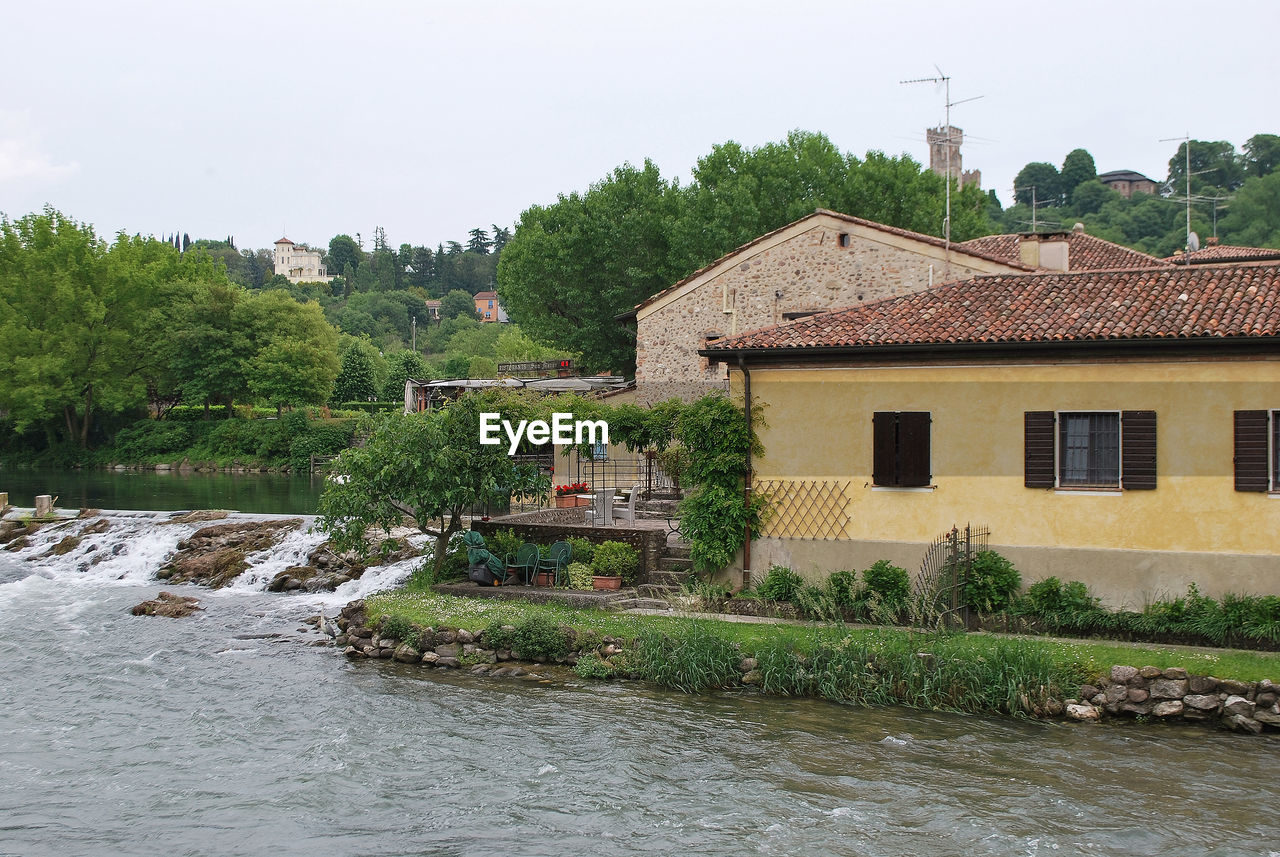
[1166,244,1280,265]
[957,232,1169,271]
[274,236,294,245]
[705,264,1280,352]
[473,290,498,300]
[632,209,1033,314]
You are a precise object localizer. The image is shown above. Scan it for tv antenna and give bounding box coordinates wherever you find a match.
[901,66,984,280]
[1159,133,1193,259]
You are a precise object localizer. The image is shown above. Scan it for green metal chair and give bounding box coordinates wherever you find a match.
[537,540,572,586]
[510,543,539,585]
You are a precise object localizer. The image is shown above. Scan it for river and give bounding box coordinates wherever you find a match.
[1,511,1278,857]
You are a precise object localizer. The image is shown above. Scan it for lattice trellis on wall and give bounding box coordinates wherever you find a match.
[754,479,852,540]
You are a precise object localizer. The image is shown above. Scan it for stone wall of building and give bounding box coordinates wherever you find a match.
[634,220,1015,404]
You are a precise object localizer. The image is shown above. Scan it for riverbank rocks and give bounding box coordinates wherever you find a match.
[158,518,302,587]
[0,520,42,548]
[1090,665,1280,733]
[165,510,231,525]
[131,591,203,618]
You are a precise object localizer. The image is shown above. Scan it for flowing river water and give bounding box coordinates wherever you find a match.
[1,502,1279,856]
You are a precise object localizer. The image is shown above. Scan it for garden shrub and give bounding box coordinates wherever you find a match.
[488,529,524,563]
[510,613,570,661]
[565,536,595,565]
[566,561,594,591]
[824,569,862,611]
[963,550,1021,612]
[755,564,803,603]
[862,560,910,605]
[591,540,639,585]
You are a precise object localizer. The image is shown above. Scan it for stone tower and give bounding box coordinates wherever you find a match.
[926,125,980,189]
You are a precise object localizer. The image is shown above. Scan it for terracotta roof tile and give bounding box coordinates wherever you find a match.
[1165,244,1280,265]
[705,264,1280,352]
[957,232,1170,271]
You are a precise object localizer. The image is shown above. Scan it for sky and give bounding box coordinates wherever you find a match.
[3,0,1277,253]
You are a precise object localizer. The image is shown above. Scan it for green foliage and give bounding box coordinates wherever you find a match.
[1013,162,1062,206]
[962,550,1021,613]
[509,612,570,660]
[862,560,910,604]
[572,652,617,680]
[318,389,548,574]
[824,569,862,611]
[332,339,382,403]
[439,288,478,321]
[755,565,803,603]
[381,349,430,401]
[674,393,768,573]
[377,614,415,644]
[590,540,639,585]
[566,561,594,591]
[626,624,741,693]
[1059,148,1096,199]
[488,529,523,563]
[565,536,595,565]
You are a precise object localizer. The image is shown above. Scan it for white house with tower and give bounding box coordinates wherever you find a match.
[273,237,332,284]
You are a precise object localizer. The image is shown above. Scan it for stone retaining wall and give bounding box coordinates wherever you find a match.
[1066,665,1279,734]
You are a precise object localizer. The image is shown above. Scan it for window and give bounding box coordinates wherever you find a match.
[1024,411,1156,490]
[1233,410,1274,492]
[838,232,851,247]
[1059,412,1119,487]
[872,411,931,487]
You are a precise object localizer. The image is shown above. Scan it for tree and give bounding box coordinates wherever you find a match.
[0,209,223,446]
[327,234,364,275]
[380,349,430,401]
[1243,134,1280,179]
[1013,162,1062,207]
[491,225,512,253]
[318,391,549,574]
[159,279,250,415]
[332,339,381,403]
[467,227,492,254]
[1218,171,1280,248]
[1071,180,1119,215]
[1059,149,1096,200]
[233,290,340,415]
[1168,140,1243,192]
[440,288,478,320]
[498,159,684,374]
[407,245,434,291]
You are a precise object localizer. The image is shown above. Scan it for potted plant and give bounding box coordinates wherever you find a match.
[489,529,524,577]
[566,561,595,591]
[554,482,590,507]
[592,540,639,589]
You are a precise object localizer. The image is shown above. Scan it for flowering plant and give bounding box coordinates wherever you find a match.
[554,482,589,496]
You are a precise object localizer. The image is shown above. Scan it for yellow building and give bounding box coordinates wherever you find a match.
[703,264,1280,607]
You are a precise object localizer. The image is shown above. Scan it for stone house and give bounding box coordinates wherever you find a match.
[702,263,1280,606]
[626,210,1031,404]
[1097,169,1160,199]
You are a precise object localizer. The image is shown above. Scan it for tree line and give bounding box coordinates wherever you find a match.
[1005,134,1280,256]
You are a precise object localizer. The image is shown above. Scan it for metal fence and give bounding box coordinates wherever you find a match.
[915,523,990,627]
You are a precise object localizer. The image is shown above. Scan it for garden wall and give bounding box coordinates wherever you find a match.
[472,512,666,584]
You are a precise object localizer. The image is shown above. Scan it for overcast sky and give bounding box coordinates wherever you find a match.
[3,0,1276,253]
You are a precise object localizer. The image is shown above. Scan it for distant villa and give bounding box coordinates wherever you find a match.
[273,236,333,284]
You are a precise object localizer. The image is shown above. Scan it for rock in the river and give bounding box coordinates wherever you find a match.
[1066,703,1101,722]
[131,591,203,618]
[160,519,302,587]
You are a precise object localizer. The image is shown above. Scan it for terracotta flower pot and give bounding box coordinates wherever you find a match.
[592,575,622,590]
[535,572,554,587]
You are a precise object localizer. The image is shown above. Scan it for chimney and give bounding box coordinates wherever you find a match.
[1019,234,1070,272]
[1207,236,1219,246]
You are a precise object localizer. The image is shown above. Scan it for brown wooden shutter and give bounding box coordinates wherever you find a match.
[1234,410,1269,492]
[1120,410,1157,490]
[898,411,932,487]
[872,412,896,486]
[1024,411,1055,488]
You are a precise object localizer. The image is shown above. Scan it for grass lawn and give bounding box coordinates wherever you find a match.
[363,590,1280,685]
